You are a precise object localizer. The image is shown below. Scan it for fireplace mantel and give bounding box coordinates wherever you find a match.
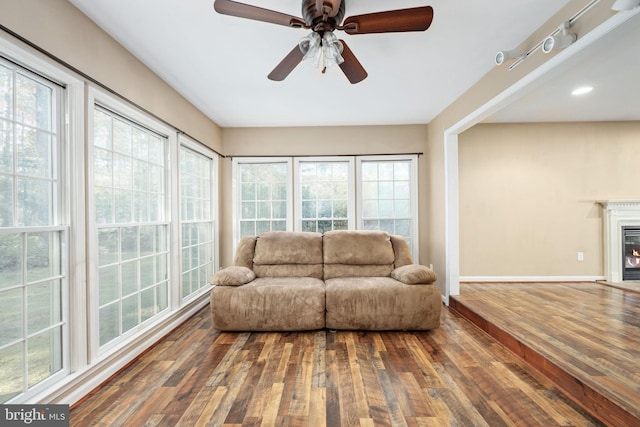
[599,200,640,282]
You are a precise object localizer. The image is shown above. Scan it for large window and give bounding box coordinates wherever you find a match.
[91,105,170,349]
[358,155,418,256]
[235,158,291,239]
[233,155,418,258]
[0,59,66,402]
[295,158,354,232]
[180,141,217,300]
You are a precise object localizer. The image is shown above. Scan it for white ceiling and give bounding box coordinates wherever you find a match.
[68,0,637,128]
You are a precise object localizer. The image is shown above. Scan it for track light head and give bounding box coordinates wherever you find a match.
[542,22,576,54]
[612,0,640,11]
[542,33,577,53]
[494,49,523,66]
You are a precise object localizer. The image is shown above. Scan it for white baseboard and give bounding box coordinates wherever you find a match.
[34,295,210,406]
[459,276,605,283]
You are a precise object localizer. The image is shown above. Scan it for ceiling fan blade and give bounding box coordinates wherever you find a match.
[338,40,367,84]
[342,6,433,35]
[214,0,306,28]
[268,45,305,81]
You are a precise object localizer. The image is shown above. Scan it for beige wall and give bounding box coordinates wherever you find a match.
[458,122,640,277]
[220,125,429,267]
[1,0,222,151]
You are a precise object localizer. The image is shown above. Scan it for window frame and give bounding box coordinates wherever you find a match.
[87,87,177,359]
[0,59,69,402]
[0,35,85,404]
[177,135,218,302]
[232,157,293,250]
[356,154,419,260]
[294,156,356,232]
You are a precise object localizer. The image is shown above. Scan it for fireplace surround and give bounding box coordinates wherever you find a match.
[600,200,640,282]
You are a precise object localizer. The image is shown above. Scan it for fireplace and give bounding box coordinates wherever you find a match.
[623,227,640,280]
[599,200,640,282]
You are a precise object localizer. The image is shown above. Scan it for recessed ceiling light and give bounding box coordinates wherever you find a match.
[572,86,593,96]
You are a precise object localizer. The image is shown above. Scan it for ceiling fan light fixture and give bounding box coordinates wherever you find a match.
[299,32,344,71]
[322,32,344,66]
[299,32,321,57]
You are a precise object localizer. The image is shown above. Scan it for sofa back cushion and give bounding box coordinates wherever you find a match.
[252,231,324,279]
[323,230,395,279]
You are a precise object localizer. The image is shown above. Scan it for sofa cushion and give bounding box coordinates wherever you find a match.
[391,264,437,284]
[254,231,323,264]
[323,230,394,265]
[251,231,324,279]
[323,230,395,279]
[325,277,441,330]
[211,266,256,286]
[210,277,325,331]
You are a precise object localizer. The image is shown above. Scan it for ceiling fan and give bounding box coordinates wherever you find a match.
[213,0,434,84]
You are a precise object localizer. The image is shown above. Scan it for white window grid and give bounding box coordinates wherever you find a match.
[357,155,419,260]
[179,142,217,301]
[233,158,293,243]
[294,157,355,232]
[88,93,174,354]
[0,58,68,403]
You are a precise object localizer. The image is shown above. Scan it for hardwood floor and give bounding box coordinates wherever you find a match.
[450,282,640,427]
[71,304,604,426]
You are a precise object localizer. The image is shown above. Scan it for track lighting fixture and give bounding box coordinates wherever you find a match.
[493,0,598,70]
[611,0,640,11]
[494,48,524,66]
[542,21,576,53]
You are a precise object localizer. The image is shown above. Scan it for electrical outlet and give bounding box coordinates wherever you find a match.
[577,251,584,261]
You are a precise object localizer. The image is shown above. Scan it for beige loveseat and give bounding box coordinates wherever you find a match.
[210,230,441,331]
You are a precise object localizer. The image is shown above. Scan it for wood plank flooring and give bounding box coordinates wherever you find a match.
[71,304,604,426]
[450,282,640,427]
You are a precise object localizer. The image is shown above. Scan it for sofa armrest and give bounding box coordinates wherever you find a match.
[391,264,437,284]
[210,266,256,286]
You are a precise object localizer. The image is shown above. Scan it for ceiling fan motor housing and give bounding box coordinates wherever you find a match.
[303,0,345,29]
